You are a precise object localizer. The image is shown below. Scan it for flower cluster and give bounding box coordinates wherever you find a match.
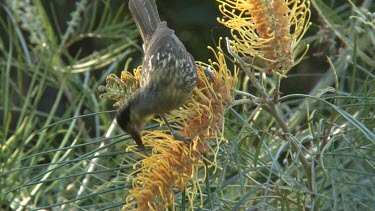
[217,0,311,75]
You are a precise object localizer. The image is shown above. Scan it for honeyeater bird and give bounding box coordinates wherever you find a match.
[116,0,198,150]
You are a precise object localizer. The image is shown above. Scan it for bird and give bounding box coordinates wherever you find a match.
[116,0,198,150]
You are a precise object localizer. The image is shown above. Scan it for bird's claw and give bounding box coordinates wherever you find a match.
[172,132,192,143]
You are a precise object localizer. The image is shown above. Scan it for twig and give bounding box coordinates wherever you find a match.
[235,89,257,99]
[273,75,281,104]
[225,37,313,191]
[233,99,252,106]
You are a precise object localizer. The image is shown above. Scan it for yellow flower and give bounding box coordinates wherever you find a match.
[124,131,199,210]
[121,38,238,210]
[99,1,312,209]
[217,0,311,75]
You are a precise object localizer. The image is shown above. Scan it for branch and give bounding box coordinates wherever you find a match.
[225,37,313,191]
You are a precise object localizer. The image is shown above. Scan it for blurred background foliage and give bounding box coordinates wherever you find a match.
[0,0,374,210]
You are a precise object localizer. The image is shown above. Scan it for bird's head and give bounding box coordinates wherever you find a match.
[116,103,145,150]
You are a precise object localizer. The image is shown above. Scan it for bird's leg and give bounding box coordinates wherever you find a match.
[159,115,191,142]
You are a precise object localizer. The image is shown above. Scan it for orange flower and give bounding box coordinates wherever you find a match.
[217,0,311,75]
[99,1,312,210]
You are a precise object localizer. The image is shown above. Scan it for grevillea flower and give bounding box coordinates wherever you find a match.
[100,39,237,210]
[99,1,311,209]
[217,0,311,75]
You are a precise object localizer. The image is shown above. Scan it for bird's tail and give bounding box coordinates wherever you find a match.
[129,0,161,47]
